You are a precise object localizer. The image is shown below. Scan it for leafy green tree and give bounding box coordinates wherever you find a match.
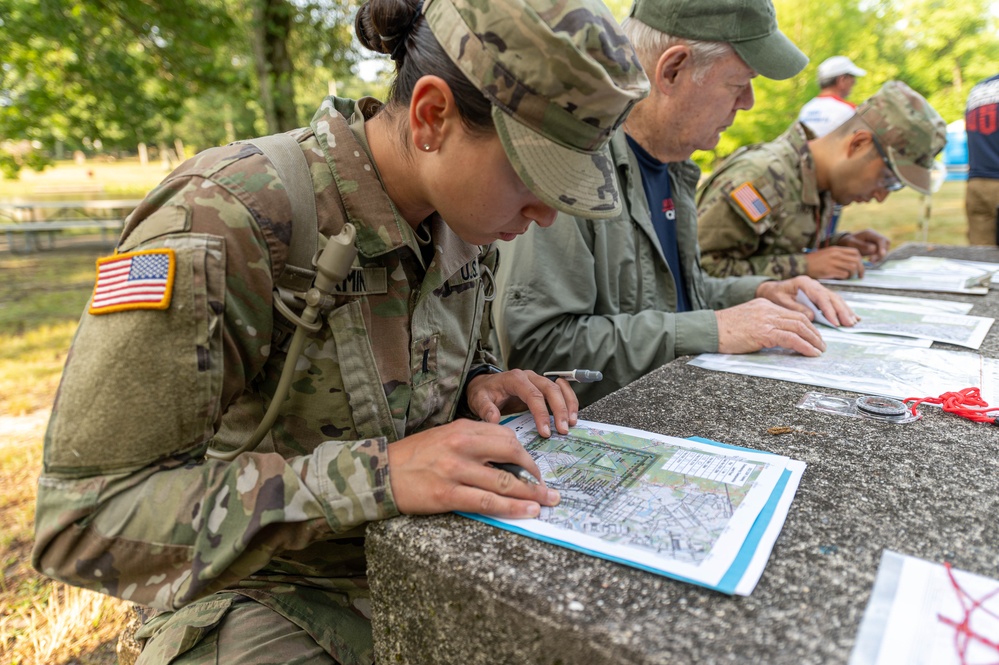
[698,0,999,169]
[0,0,365,175]
[0,0,237,172]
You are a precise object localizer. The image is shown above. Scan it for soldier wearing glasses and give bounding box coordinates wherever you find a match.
[697,81,946,280]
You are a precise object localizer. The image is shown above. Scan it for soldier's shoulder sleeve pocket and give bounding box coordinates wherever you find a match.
[724,180,777,234]
[45,234,227,476]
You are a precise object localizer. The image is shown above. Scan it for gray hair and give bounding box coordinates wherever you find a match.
[621,17,734,84]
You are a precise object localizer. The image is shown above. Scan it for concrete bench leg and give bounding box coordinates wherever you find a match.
[115,604,147,665]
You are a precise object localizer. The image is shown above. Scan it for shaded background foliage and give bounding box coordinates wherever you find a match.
[713,0,999,169]
[0,0,374,174]
[0,0,997,176]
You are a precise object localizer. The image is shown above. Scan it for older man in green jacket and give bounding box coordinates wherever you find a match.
[495,0,857,407]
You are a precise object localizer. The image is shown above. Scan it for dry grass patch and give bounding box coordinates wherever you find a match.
[0,243,129,665]
[0,416,131,665]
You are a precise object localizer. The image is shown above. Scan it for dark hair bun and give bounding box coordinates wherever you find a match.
[355,0,420,57]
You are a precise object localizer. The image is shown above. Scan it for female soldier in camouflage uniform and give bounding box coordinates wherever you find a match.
[31,0,649,662]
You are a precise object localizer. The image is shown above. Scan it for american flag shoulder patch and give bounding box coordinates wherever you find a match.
[89,249,176,315]
[729,182,771,223]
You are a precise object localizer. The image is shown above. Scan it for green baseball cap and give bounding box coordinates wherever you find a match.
[424,0,650,219]
[856,81,946,196]
[628,0,808,80]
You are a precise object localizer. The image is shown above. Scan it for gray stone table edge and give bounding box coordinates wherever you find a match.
[367,243,999,665]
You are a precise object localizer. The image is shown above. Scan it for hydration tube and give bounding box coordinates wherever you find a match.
[207,223,357,461]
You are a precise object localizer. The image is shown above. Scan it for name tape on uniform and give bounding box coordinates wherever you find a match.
[332,267,387,295]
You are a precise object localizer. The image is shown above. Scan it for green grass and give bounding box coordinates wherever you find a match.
[0,250,100,417]
[0,240,127,664]
[0,157,167,200]
[837,179,969,247]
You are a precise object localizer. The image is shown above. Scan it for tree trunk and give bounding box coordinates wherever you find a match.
[250,0,299,134]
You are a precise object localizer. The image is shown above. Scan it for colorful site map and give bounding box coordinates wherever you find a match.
[460,416,806,595]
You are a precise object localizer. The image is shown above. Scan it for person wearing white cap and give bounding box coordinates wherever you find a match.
[799,55,868,137]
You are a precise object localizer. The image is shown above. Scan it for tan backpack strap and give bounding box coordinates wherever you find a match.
[245,134,318,291]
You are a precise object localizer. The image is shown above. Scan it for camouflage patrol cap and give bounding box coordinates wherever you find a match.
[856,81,946,196]
[629,0,808,80]
[423,0,650,219]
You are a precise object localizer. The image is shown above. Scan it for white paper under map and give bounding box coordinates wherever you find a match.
[822,256,994,294]
[850,550,999,665]
[689,336,999,403]
[837,292,975,315]
[462,416,805,595]
[800,291,994,349]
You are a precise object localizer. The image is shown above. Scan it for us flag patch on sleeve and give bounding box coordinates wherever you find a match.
[730,183,771,222]
[89,249,176,315]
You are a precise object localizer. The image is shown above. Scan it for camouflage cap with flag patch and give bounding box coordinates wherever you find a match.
[856,80,946,196]
[423,0,650,219]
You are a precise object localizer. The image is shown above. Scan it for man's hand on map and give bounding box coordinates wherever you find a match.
[755,276,859,328]
[716,298,827,357]
[386,419,560,519]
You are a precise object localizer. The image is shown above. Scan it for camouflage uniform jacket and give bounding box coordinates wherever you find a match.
[495,128,769,407]
[32,96,497,665]
[696,122,840,279]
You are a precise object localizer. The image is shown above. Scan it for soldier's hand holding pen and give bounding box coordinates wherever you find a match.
[385,419,560,519]
[838,229,890,262]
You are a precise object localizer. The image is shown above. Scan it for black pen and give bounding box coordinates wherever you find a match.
[488,462,540,485]
[543,369,603,383]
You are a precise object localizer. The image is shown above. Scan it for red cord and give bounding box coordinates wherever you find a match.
[937,561,999,663]
[904,387,999,425]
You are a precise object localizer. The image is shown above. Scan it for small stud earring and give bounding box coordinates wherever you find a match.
[422,144,431,151]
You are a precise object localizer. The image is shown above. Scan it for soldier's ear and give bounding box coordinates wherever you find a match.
[656,45,692,95]
[846,129,875,159]
[409,75,455,153]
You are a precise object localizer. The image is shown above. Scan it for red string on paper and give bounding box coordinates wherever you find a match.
[937,561,999,665]
[904,387,999,425]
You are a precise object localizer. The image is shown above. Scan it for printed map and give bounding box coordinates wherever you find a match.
[463,416,805,595]
[828,298,993,349]
[514,422,765,566]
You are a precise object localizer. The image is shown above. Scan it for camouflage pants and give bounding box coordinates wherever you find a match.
[135,593,363,664]
[966,177,999,245]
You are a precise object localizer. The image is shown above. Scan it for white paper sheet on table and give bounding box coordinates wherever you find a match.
[820,328,933,349]
[689,336,999,403]
[850,550,999,665]
[459,415,806,596]
[945,258,999,285]
[822,256,995,294]
[799,291,994,349]
[837,292,975,315]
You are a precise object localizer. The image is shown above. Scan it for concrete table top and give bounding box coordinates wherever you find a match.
[367,243,999,665]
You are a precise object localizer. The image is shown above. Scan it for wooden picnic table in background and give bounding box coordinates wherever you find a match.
[0,198,142,253]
